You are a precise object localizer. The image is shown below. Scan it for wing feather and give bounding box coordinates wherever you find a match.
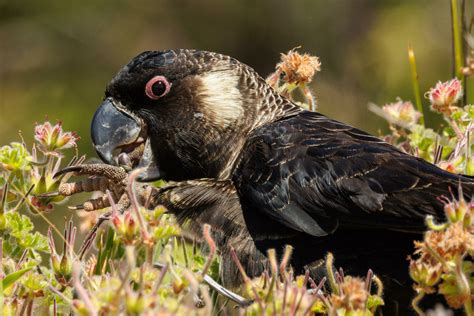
[233,111,473,235]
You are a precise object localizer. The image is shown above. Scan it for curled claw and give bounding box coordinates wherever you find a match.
[53,166,83,179]
[78,210,113,259]
[37,191,60,198]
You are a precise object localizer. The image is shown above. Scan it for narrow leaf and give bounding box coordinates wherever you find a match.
[2,267,33,292]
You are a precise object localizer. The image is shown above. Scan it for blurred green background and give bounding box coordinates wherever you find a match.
[1,0,472,157]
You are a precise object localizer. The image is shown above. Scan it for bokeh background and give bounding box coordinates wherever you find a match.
[1,0,473,156]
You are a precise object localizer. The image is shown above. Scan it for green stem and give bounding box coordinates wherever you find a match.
[461,0,468,105]
[264,249,277,303]
[465,300,473,316]
[41,155,51,178]
[425,215,449,231]
[451,0,464,80]
[455,256,472,316]
[449,117,464,139]
[299,84,316,111]
[411,291,425,316]
[408,46,425,126]
[325,253,339,295]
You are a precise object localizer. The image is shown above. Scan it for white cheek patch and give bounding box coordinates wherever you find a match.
[197,71,244,127]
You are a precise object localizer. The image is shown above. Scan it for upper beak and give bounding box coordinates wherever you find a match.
[91,98,162,181]
[91,98,142,165]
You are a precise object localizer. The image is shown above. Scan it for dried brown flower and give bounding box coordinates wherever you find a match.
[413,220,473,281]
[329,276,369,310]
[438,274,472,309]
[276,49,321,85]
[428,222,472,260]
[409,259,442,292]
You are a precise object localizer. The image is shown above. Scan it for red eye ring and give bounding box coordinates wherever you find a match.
[145,76,171,100]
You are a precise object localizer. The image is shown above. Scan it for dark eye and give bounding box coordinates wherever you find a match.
[145,76,171,100]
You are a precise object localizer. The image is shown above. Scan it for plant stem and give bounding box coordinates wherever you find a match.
[127,169,151,242]
[325,253,339,295]
[411,291,425,316]
[0,239,3,313]
[449,117,464,139]
[451,0,464,80]
[300,84,317,111]
[408,45,425,126]
[455,256,472,316]
[461,0,468,105]
[201,224,216,277]
[72,263,98,316]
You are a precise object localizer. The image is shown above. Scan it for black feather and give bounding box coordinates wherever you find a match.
[233,110,472,235]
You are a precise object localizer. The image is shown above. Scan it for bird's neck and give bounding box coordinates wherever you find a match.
[217,87,303,179]
[151,72,302,182]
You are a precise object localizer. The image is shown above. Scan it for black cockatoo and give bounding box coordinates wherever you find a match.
[56,50,473,311]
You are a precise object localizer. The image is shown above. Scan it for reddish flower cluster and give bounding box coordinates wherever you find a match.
[330,277,369,310]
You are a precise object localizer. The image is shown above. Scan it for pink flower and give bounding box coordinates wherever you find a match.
[34,121,79,155]
[381,100,421,127]
[426,79,463,114]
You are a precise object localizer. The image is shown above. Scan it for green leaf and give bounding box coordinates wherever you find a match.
[18,232,49,252]
[21,272,47,292]
[95,228,116,274]
[0,143,31,173]
[192,255,205,268]
[2,267,33,292]
[367,295,384,310]
[152,225,179,241]
[5,212,34,234]
[208,258,220,280]
[151,179,167,188]
[4,212,48,252]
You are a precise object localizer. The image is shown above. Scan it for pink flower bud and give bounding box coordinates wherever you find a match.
[426,79,463,114]
[111,212,123,230]
[34,121,79,155]
[111,211,139,245]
